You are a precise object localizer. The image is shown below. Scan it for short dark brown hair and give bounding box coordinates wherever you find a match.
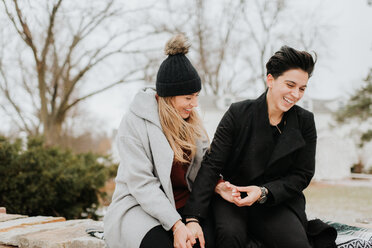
[266,46,317,79]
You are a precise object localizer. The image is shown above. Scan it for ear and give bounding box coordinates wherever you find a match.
[266,74,274,88]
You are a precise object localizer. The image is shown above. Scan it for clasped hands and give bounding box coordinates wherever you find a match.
[215,181,262,207]
[172,218,205,248]
[172,181,262,248]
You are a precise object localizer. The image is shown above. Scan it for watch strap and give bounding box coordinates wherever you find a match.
[258,186,268,204]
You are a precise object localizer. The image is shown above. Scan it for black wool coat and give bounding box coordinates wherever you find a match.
[183,92,317,227]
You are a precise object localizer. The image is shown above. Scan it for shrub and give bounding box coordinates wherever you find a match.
[0,136,116,219]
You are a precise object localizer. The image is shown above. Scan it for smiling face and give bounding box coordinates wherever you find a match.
[267,69,309,113]
[171,92,199,119]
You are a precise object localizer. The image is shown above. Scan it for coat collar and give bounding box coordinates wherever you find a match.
[130,87,162,129]
[253,91,306,168]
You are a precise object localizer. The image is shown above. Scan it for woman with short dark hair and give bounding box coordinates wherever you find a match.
[183,46,336,247]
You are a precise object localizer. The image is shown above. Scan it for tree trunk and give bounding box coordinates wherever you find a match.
[44,118,63,147]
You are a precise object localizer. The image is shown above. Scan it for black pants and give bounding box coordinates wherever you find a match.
[140,207,215,248]
[213,196,311,248]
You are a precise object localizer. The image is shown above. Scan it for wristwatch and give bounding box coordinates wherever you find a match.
[258,186,268,204]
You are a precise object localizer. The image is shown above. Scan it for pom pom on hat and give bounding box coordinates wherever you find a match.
[165,34,190,56]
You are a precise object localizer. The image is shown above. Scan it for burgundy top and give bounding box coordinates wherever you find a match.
[170,152,191,209]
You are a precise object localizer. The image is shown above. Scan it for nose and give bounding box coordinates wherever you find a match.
[291,88,300,99]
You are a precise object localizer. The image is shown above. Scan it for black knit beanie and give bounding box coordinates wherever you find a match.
[156,34,201,97]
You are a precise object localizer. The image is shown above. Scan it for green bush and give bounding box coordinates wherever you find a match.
[0,136,116,219]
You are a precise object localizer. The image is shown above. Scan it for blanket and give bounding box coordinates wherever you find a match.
[328,222,372,248]
[87,222,372,248]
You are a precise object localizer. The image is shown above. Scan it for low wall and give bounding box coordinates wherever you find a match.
[0,208,105,248]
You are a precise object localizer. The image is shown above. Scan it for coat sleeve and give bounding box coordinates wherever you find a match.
[183,104,237,219]
[263,112,317,206]
[116,122,181,231]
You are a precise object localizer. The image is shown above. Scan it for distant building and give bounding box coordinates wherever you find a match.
[297,96,361,180]
[297,95,348,133]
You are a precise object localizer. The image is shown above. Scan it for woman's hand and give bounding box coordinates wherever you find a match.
[215,181,240,203]
[185,219,205,248]
[232,185,261,207]
[172,220,196,248]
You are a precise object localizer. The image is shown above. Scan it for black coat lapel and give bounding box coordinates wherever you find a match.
[230,92,306,182]
[248,93,276,175]
[267,107,306,167]
[252,93,275,151]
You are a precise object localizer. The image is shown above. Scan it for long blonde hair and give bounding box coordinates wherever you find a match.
[158,96,208,163]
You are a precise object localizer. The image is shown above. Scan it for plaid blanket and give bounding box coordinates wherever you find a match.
[328,222,372,248]
[87,222,372,248]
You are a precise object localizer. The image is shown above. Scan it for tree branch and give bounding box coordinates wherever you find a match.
[78,0,117,41]
[63,69,144,113]
[40,0,63,65]
[18,55,39,110]
[11,0,39,64]
[63,47,154,106]
[214,0,243,94]
[50,42,60,114]
[0,66,32,134]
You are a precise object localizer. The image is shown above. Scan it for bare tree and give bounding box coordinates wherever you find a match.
[0,0,154,145]
[151,0,248,96]
[285,1,335,60]
[192,0,249,96]
[240,0,287,89]
[141,0,332,97]
[152,0,289,95]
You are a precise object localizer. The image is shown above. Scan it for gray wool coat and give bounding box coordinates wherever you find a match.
[104,88,209,248]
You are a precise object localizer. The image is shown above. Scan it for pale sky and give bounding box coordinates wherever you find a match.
[1,0,371,135]
[304,0,372,98]
[85,0,372,134]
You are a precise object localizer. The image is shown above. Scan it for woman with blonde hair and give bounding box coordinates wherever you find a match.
[104,34,221,248]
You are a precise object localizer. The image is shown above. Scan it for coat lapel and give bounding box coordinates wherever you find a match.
[251,92,306,169]
[146,123,208,204]
[252,93,275,151]
[238,93,275,180]
[146,122,175,206]
[267,106,306,167]
[186,139,208,189]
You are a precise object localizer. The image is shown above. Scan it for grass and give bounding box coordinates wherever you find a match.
[304,182,372,225]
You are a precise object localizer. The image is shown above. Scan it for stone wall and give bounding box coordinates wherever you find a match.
[0,208,106,248]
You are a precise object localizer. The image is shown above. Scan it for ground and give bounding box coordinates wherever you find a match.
[305,180,372,227]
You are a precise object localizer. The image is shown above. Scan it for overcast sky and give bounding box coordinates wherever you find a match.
[303,0,372,98]
[1,0,371,135]
[84,0,372,133]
